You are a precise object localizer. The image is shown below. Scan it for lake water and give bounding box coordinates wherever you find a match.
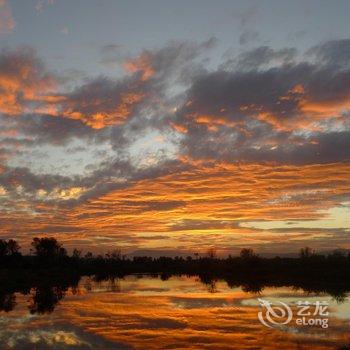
[0,274,349,349]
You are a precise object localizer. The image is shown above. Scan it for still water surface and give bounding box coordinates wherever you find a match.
[0,275,349,349]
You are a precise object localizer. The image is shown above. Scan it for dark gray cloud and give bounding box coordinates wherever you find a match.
[239,29,259,45]
[224,46,297,71]
[234,4,260,46]
[309,39,350,68]
[100,43,123,54]
[0,165,74,193]
[1,39,350,209]
[172,40,350,164]
[9,114,98,145]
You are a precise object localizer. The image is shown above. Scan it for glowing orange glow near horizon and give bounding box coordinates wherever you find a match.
[1,162,349,255]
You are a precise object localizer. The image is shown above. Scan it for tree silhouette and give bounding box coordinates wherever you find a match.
[6,239,20,256]
[72,248,82,259]
[299,247,315,259]
[31,237,67,262]
[206,248,217,259]
[240,248,258,260]
[0,239,21,259]
[0,240,7,258]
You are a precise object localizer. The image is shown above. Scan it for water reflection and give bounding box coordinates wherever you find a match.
[29,286,67,314]
[0,272,80,314]
[0,274,349,349]
[0,293,16,312]
[0,273,349,314]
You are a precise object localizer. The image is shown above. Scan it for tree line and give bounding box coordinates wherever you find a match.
[1,237,350,274]
[0,237,349,312]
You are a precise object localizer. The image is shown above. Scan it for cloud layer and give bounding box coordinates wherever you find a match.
[0,39,349,254]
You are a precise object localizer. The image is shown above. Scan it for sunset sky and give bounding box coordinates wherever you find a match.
[0,0,349,255]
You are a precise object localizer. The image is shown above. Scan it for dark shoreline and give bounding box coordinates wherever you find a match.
[1,238,349,313]
[1,252,349,315]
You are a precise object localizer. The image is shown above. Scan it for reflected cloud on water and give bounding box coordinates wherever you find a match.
[0,274,349,349]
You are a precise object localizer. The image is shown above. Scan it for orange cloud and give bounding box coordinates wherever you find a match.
[170,122,188,134]
[0,48,57,115]
[62,91,145,129]
[124,53,155,81]
[299,99,350,118]
[2,162,348,254]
